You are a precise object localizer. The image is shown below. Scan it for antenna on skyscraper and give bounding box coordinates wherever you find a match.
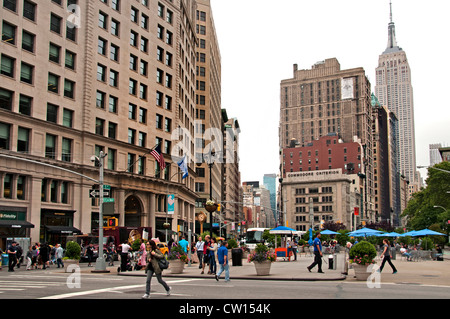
[389,0,393,23]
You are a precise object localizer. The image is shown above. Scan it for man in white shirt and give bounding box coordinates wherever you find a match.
[120,242,131,272]
[194,236,205,269]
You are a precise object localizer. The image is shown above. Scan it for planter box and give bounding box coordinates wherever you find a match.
[253,260,272,276]
[63,259,80,273]
[169,259,185,274]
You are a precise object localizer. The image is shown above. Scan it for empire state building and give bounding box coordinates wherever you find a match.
[375,2,418,186]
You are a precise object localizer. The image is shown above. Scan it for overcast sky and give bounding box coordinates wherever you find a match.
[210,0,450,184]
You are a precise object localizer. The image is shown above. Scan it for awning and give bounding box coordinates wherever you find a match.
[45,226,81,234]
[156,229,175,235]
[0,220,34,228]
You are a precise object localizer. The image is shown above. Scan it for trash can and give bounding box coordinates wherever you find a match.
[391,247,396,260]
[1,253,8,266]
[328,254,337,270]
[232,248,243,266]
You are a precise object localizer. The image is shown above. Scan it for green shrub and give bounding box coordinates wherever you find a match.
[227,239,238,249]
[349,241,377,265]
[65,241,81,260]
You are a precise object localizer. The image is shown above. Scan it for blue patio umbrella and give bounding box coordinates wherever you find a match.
[269,226,297,234]
[413,229,447,236]
[320,229,339,235]
[400,230,419,237]
[348,227,383,237]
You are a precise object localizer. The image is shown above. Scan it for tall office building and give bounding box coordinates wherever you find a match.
[280,58,375,224]
[375,2,418,187]
[0,0,202,248]
[193,0,224,233]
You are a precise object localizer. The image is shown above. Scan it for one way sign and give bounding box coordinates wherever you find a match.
[89,189,110,198]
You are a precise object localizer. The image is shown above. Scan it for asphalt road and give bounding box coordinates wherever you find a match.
[1,270,450,300]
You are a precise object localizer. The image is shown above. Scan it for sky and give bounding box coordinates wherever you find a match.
[210,0,450,184]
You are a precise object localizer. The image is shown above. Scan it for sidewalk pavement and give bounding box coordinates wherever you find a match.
[4,250,450,287]
[115,250,450,287]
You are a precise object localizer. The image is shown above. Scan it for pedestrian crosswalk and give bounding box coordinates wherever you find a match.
[0,279,63,293]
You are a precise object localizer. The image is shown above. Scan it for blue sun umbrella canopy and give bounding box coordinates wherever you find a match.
[269,226,297,235]
[348,227,384,237]
[412,229,447,236]
[320,229,339,235]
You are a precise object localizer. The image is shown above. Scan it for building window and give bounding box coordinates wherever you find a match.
[48,73,60,93]
[108,122,117,139]
[0,122,11,149]
[1,54,15,78]
[3,0,17,12]
[2,21,16,45]
[64,79,75,98]
[45,134,56,159]
[17,127,29,153]
[22,30,35,53]
[109,69,118,87]
[99,11,108,29]
[63,108,73,127]
[62,137,72,162]
[0,88,13,111]
[47,103,58,123]
[20,62,34,84]
[50,13,62,34]
[95,118,104,135]
[19,95,32,115]
[109,95,118,113]
[65,50,76,70]
[111,19,119,36]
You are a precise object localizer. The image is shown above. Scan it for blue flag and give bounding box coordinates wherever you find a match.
[177,156,188,179]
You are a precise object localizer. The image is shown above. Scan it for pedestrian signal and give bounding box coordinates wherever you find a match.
[107,217,118,227]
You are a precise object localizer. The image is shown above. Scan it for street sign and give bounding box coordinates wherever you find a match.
[89,189,110,198]
[103,198,114,203]
[168,194,175,214]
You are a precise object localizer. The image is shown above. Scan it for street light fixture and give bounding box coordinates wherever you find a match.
[418,165,450,174]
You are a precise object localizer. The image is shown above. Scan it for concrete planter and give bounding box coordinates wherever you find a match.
[169,259,185,274]
[352,263,372,281]
[253,260,272,276]
[63,259,79,273]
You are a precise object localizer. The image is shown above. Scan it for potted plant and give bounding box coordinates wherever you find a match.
[205,200,218,213]
[348,241,377,281]
[167,244,188,274]
[247,243,276,276]
[163,222,171,229]
[63,241,81,273]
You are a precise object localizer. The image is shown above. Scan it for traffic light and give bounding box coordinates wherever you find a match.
[217,204,221,211]
[107,217,118,227]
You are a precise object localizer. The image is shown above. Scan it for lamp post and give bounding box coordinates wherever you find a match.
[418,166,450,174]
[93,151,109,273]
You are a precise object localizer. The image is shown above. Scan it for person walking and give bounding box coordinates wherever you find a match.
[40,243,49,269]
[379,239,397,274]
[194,236,205,269]
[307,232,324,273]
[208,237,218,275]
[142,240,171,299]
[26,246,33,270]
[215,240,229,282]
[55,244,64,268]
[15,243,23,268]
[7,241,17,272]
[120,241,131,272]
[201,235,211,274]
[178,236,189,254]
[84,243,95,267]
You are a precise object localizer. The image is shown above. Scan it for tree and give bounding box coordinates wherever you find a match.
[402,162,450,231]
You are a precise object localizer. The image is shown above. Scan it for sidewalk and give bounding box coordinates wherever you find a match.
[4,251,450,287]
[116,250,450,286]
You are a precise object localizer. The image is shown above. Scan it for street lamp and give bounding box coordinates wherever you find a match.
[92,151,109,273]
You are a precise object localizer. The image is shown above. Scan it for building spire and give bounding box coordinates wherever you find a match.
[384,0,401,53]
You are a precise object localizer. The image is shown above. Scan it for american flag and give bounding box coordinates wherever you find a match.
[150,144,166,170]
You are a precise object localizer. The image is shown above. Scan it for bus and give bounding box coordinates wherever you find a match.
[244,228,270,250]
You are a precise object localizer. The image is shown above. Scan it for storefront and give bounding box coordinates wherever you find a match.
[0,209,34,251]
[40,209,80,247]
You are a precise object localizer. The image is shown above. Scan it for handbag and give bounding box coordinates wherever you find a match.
[158,258,169,270]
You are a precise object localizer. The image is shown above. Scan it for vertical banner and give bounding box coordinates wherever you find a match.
[168,194,175,215]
